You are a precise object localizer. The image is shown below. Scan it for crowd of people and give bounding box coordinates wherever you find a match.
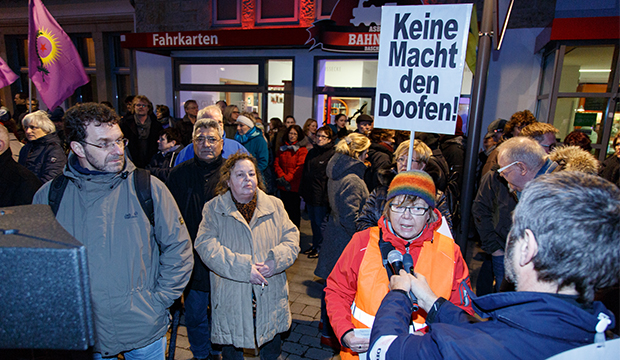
[0,94,619,360]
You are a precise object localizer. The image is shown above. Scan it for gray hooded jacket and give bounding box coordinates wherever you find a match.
[33,154,193,356]
[315,152,369,279]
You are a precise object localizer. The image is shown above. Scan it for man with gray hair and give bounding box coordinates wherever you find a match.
[369,171,619,359]
[173,105,248,166]
[496,137,556,196]
[166,118,226,360]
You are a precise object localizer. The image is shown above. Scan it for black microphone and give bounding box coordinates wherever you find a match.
[387,250,404,275]
[388,250,419,311]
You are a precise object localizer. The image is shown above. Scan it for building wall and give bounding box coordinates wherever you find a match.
[481,27,544,131]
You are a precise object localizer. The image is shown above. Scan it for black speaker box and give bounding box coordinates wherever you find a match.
[0,204,95,350]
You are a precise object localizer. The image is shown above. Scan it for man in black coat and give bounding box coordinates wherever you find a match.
[120,95,163,168]
[0,124,42,207]
[166,118,224,360]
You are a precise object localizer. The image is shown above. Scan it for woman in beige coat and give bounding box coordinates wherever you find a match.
[195,153,300,360]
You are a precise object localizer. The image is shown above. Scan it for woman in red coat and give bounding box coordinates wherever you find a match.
[275,124,308,228]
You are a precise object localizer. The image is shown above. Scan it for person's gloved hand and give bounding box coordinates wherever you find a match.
[277,177,291,191]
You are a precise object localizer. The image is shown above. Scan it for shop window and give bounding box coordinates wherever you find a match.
[110,34,133,115]
[317,59,378,88]
[175,58,293,121]
[179,91,263,114]
[214,0,241,26]
[179,64,259,85]
[256,0,298,24]
[537,43,618,161]
[558,46,614,93]
[267,60,293,120]
[552,97,606,146]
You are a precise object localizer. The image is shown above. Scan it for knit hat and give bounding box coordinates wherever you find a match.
[387,170,436,208]
[236,115,254,129]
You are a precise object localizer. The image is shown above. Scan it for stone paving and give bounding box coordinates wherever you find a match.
[168,216,341,360]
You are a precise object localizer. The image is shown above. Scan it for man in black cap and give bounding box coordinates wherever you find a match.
[355,114,374,137]
[487,118,507,144]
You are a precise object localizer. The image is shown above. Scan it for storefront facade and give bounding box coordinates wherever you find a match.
[2,0,618,159]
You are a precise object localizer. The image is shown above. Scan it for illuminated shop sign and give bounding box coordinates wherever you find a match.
[120,28,309,49]
[307,0,423,53]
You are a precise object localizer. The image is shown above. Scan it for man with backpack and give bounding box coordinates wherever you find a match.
[33,102,194,360]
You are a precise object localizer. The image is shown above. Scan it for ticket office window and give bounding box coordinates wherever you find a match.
[175,59,293,122]
[537,44,619,159]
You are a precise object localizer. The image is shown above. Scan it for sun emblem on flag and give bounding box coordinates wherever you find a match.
[35,27,62,79]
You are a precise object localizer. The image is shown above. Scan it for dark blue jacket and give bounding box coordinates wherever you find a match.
[369,290,615,360]
[18,132,67,183]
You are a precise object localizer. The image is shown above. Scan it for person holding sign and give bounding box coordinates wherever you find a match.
[325,171,473,360]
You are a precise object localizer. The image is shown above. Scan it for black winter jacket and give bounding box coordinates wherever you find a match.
[166,155,223,291]
[0,148,42,206]
[472,165,518,254]
[364,142,393,193]
[121,114,163,169]
[145,145,184,183]
[299,142,335,207]
[18,132,67,183]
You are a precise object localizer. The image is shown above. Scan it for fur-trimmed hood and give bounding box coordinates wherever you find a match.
[548,145,599,175]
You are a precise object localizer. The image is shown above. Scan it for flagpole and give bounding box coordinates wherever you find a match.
[28,79,32,114]
[28,0,32,114]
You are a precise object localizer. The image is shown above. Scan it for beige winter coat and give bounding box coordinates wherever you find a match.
[195,189,300,348]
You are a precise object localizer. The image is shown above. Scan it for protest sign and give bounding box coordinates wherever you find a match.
[374,4,472,135]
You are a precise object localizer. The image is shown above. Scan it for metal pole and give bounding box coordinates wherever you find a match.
[406,131,415,171]
[28,80,32,114]
[456,0,494,258]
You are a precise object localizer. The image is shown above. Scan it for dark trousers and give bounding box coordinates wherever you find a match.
[306,204,328,251]
[221,333,282,360]
[280,190,301,228]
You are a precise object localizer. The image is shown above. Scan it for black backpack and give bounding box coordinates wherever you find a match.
[48,169,154,226]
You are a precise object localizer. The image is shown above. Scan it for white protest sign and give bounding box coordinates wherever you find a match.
[374,4,472,134]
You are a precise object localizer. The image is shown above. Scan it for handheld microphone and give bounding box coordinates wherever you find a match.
[387,250,404,275]
[388,250,419,311]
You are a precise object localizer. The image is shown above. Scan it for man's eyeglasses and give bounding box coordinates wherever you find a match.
[540,143,557,151]
[82,138,128,150]
[316,134,330,140]
[389,204,430,216]
[135,104,148,108]
[194,136,221,146]
[497,161,520,174]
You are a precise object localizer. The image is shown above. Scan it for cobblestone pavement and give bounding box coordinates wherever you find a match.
[169,216,341,360]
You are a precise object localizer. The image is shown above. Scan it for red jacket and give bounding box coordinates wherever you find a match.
[275,143,308,193]
[325,212,474,342]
